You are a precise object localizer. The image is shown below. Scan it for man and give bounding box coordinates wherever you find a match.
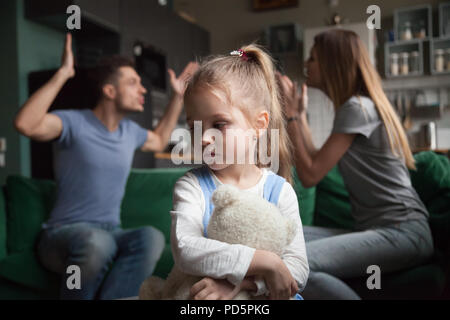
[14,33,198,300]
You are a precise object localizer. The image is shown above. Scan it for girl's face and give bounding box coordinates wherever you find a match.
[185,86,267,171]
[305,46,322,89]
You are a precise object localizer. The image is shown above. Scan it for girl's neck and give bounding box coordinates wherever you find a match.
[212,165,263,190]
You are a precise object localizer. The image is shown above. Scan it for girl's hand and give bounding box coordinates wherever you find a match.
[277,73,308,117]
[168,61,199,98]
[60,33,75,79]
[262,251,299,300]
[190,277,241,300]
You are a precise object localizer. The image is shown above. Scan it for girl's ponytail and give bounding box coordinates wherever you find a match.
[239,44,294,184]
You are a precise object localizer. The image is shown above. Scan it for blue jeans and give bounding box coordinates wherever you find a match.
[36,222,165,300]
[302,219,434,300]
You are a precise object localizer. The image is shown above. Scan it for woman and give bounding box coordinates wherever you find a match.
[278,29,433,299]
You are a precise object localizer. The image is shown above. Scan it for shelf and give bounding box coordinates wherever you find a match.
[394,4,432,41]
[430,38,450,75]
[384,40,424,78]
[383,74,450,90]
[439,2,450,38]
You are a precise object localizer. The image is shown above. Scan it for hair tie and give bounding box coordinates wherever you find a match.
[230,49,249,61]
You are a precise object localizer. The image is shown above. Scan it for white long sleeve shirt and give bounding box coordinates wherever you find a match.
[170,168,309,295]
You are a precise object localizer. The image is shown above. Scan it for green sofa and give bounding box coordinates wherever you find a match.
[0,152,449,299]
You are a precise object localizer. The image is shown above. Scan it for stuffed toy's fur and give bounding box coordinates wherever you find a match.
[139,184,297,300]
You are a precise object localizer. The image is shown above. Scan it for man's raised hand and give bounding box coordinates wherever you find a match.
[60,33,75,79]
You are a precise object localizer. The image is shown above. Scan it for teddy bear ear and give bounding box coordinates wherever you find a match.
[212,184,238,208]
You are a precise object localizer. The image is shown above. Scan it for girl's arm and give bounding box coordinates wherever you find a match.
[245,182,309,299]
[170,174,257,286]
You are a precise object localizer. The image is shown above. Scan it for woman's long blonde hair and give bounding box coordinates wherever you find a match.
[185,44,294,184]
[314,29,415,169]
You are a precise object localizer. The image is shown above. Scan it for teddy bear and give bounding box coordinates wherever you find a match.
[139,184,297,300]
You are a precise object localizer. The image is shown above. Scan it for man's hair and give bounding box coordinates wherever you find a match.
[91,55,135,103]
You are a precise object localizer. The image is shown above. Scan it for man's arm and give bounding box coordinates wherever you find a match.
[14,33,75,141]
[141,62,199,152]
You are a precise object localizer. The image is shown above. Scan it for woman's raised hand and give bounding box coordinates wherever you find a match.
[277,73,308,117]
[168,61,200,97]
[60,33,75,79]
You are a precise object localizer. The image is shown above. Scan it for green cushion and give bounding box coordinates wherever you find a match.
[0,278,57,300]
[153,243,174,279]
[120,168,190,242]
[314,166,354,230]
[0,251,59,291]
[5,176,55,254]
[410,151,450,205]
[0,188,7,260]
[409,152,450,253]
[292,168,316,226]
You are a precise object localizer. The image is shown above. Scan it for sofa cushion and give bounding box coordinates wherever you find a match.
[153,243,174,279]
[410,152,450,253]
[292,168,316,226]
[0,250,59,291]
[5,176,55,254]
[410,152,450,204]
[121,168,190,241]
[314,166,354,230]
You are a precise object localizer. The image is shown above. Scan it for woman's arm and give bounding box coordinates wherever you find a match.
[278,75,356,188]
[288,119,355,188]
[298,111,318,157]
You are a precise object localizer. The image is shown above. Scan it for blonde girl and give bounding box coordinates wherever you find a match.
[170,44,309,300]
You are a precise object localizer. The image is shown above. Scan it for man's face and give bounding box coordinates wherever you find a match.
[113,66,147,113]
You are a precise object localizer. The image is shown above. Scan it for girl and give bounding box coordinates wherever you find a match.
[279,29,433,299]
[170,44,309,300]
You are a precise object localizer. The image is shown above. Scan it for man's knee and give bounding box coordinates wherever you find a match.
[71,228,117,273]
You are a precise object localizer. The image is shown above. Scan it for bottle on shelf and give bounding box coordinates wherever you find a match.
[390,53,399,76]
[414,20,426,39]
[409,51,420,74]
[435,49,445,72]
[446,48,450,71]
[401,21,413,41]
[400,52,409,75]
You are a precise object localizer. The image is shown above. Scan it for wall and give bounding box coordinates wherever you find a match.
[174,0,442,55]
[16,0,68,179]
[0,0,66,185]
[173,0,449,149]
[0,0,20,185]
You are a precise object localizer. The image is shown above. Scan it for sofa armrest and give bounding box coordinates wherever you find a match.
[0,187,7,260]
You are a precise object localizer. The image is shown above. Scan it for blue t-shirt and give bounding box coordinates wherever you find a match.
[44,109,148,228]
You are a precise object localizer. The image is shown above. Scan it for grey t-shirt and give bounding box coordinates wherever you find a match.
[44,109,148,228]
[332,96,428,230]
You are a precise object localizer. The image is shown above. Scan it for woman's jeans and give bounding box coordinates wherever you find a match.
[36,222,165,300]
[302,219,434,300]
